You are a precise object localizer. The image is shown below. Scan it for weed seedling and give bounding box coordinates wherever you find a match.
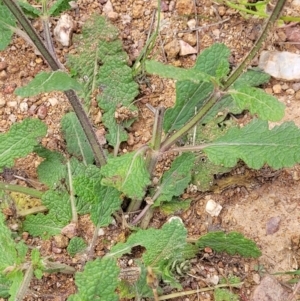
[1,0,299,299]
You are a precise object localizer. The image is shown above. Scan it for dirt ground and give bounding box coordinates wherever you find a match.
[1,0,300,300]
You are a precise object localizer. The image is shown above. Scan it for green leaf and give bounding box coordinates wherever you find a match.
[35,146,66,188]
[100,151,151,200]
[67,15,139,147]
[61,112,94,165]
[154,153,195,206]
[74,168,122,226]
[163,81,214,133]
[0,118,47,172]
[233,68,270,88]
[0,1,16,50]
[160,198,191,215]
[23,212,68,239]
[48,0,71,16]
[17,0,41,17]
[68,257,120,301]
[194,43,230,78]
[41,190,72,223]
[15,71,81,97]
[214,288,239,301]
[107,218,187,267]
[203,119,300,169]
[229,86,285,121]
[90,186,122,227]
[196,231,261,258]
[7,270,24,301]
[67,237,87,256]
[145,60,212,83]
[0,274,11,298]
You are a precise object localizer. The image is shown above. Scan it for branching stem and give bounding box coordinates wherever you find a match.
[161,0,286,152]
[0,182,44,198]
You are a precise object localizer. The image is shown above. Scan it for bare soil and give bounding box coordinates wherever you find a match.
[1,0,300,300]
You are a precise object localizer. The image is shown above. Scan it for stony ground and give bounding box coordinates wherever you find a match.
[1,0,300,300]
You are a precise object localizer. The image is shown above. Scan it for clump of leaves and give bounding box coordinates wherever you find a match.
[0,1,299,299]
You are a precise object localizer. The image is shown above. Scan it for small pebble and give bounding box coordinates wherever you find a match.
[28,104,37,115]
[187,19,196,30]
[272,84,282,94]
[0,61,7,71]
[0,98,5,108]
[169,0,175,11]
[266,216,281,235]
[292,83,300,91]
[295,90,300,100]
[253,273,260,284]
[0,70,8,80]
[164,39,180,59]
[7,100,17,107]
[8,114,17,123]
[286,88,295,95]
[37,105,47,119]
[161,1,169,11]
[48,97,58,106]
[205,199,222,217]
[19,102,28,112]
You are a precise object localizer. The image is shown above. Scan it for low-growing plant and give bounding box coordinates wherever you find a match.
[0,0,298,299]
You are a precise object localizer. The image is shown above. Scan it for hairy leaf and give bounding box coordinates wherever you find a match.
[35,146,66,188]
[107,218,187,267]
[0,0,16,50]
[154,153,195,206]
[145,60,212,83]
[214,288,239,301]
[194,43,230,79]
[41,190,72,223]
[74,168,122,226]
[162,44,230,133]
[163,81,214,133]
[203,119,300,169]
[229,86,285,121]
[196,231,261,258]
[0,273,11,298]
[67,237,87,256]
[0,211,27,301]
[160,198,191,215]
[23,212,68,239]
[90,186,122,227]
[68,257,120,301]
[100,151,151,200]
[0,119,47,172]
[15,71,81,97]
[48,0,71,16]
[17,1,41,17]
[61,112,94,165]
[233,68,270,88]
[67,15,139,147]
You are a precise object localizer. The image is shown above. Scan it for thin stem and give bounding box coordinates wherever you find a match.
[16,263,33,301]
[158,282,243,300]
[146,107,165,175]
[223,0,287,89]
[3,0,107,166]
[67,160,77,223]
[161,0,286,152]
[0,182,44,198]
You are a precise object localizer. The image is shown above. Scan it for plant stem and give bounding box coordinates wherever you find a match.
[223,0,287,89]
[3,0,107,167]
[16,263,33,301]
[146,107,165,175]
[67,160,78,223]
[0,182,44,198]
[161,0,286,151]
[158,282,243,300]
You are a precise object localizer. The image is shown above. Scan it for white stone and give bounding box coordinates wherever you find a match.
[208,275,219,285]
[205,199,222,217]
[179,40,197,56]
[259,51,300,81]
[98,228,105,236]
[48,97,58,106]
[19,102,28,112]
[54,14,74,47]
[187,19,196,30]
